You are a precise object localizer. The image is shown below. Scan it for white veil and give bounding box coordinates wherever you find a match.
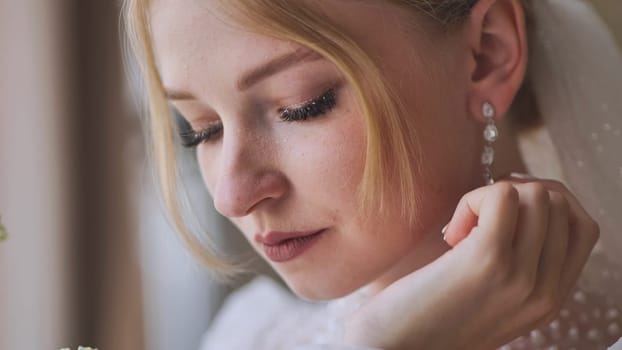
[527,0,622,306]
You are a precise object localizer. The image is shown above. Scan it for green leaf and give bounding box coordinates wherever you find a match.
[0,217,7,242]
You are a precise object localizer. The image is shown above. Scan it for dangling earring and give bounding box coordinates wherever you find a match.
[481,101,498,185]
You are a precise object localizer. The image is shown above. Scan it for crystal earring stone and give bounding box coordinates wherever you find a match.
[481,102,498,185]
[484,124,499,142]
[481,145,495,165]
[483,101,495,119]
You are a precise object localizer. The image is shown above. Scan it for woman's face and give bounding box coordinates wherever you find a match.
[150,0,483,300]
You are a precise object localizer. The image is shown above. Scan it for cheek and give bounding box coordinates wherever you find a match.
[196,147,218,196]
[281,108,367,202]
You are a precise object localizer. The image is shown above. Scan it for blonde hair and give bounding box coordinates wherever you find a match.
[122,0,531,278]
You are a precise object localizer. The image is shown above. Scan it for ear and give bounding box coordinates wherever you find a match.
[466,0,528,122]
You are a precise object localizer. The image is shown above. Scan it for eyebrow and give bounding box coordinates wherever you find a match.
[164,47,324,101]
[237,47,323,90]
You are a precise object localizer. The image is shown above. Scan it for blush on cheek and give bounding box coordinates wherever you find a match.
[293,120,366,194]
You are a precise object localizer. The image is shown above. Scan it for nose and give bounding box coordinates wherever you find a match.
[211,133,288,218]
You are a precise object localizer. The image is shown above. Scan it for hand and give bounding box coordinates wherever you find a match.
[343,176,600,350]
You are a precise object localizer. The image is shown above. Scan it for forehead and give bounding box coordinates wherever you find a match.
[147,0,438,95]
[149,0,299,91]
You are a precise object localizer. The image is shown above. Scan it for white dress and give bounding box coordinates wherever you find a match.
[198,273,622,350]
[198,259,622,349]
[198,126,622,349]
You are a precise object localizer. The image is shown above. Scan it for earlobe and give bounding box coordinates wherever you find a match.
[466,0,528,123]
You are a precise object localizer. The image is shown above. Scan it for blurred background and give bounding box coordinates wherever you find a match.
[0,1,620,350]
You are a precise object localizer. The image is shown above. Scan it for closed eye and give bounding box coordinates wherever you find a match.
[278,87,338,122]
[176,84,340,148]
[179,123,223,148]
[175,110,223,148]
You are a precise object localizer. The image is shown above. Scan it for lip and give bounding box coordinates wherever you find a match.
[256,229,327,262]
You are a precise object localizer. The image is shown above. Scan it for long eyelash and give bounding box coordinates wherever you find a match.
[278,88,337,122]
[177,87,338,148]
[179,123,223,148]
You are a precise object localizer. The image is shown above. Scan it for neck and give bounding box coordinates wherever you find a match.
[490,115,529,180]
[365,116,528,294]
[365,224,451,295]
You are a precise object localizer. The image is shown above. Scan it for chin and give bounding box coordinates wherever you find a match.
[282,273,369,301]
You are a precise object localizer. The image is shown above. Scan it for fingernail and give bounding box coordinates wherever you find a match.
[509,172,538,180]
[441,223,449,237]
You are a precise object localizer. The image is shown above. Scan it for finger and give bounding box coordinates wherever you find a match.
[515,178,599,296]
[490,191,570,345]
[532,181,599,288]
[444,182,519,252]
[511,182,551,283]
[501,176,589,231]
[519,190,571,331]
[531,190,569,300]
[558,218,599,299]
[499,176,600,299]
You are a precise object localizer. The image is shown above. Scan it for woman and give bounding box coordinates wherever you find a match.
[123,0,622,348]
